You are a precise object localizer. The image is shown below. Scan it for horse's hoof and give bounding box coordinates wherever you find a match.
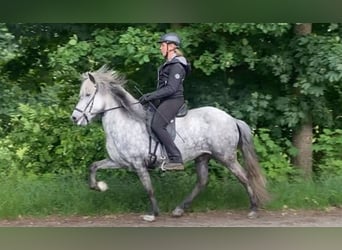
[248,211,258,219]
[96,181,108,192]
[141,215,156,222]
[172,207,184,217]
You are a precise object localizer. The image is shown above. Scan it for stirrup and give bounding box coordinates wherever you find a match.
[160,159,167,171]
[161,162,184,171]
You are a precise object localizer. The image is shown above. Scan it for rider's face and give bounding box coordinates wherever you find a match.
[160,42,168,57]
[160,42,176,57]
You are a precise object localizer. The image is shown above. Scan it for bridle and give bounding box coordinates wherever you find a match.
[73,83,139,124]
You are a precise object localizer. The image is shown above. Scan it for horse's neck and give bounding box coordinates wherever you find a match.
[101,96,145,134]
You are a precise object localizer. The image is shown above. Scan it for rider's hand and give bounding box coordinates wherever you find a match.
[139,93,152,105]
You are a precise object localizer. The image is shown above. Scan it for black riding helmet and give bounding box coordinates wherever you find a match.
[158,32,181,47]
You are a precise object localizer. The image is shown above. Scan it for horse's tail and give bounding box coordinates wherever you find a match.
[235,119,270,205]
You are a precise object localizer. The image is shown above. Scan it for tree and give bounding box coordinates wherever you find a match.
[292,23,313,179]
[289,23,342,177]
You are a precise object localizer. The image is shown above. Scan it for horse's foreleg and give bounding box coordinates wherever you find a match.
[172,154,210,217]
[135,166,160,221]
[89,158,119,191]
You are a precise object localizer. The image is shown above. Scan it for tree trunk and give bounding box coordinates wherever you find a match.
[292,23,313,179]
[292,119,313,179]
[294,23,312,35]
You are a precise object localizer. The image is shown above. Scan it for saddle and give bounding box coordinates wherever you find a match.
[144,102,188,168]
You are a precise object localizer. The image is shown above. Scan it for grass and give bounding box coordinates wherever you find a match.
[0,172,341,219]
[267,177,342,210]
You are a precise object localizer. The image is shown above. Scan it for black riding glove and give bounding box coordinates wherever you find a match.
[139,93,152,105]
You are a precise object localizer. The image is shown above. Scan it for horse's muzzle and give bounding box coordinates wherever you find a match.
[71,115,78,123]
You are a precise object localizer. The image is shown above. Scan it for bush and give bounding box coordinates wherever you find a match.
[313,128,342,178]
[253,128,298,182]
[0,102,106,176]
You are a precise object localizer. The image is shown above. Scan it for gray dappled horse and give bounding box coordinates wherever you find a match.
[71,66,270,222]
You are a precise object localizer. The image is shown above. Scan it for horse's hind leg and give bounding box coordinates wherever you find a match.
[172,154,210,217]
[224,159,259,218]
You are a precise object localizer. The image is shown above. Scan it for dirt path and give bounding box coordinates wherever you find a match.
[1,207,342,227]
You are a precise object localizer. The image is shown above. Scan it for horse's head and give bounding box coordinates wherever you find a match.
[71,66,144,126]
[71,71,107,125]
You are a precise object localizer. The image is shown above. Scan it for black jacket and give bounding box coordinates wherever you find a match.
[148,56,190,102]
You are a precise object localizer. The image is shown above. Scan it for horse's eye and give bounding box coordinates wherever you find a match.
[85,93,91,97]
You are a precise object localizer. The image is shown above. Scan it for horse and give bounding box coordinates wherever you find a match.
[70,66,270,222]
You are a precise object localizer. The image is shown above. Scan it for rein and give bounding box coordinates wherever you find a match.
[90,101,140,115]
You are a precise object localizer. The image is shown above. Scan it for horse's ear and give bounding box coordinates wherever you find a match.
[88,73,96,84]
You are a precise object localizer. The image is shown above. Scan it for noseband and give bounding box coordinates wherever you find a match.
[73,84,99,124]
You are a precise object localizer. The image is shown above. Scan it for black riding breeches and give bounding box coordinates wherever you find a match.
[151,97,184,163]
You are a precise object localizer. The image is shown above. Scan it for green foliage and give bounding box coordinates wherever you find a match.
[241,92,273,127]
[188,23,291,73]
[293,35,342,93]
[91,28,124,67]
[194,50,220,75]
[290,34,342,126]
[260,52,294,84]
[49,34,93,80]
[0,84,27,136]
[205,23,292,36]
[313,129,342,178]
[0,102,105,176]
[186,24,342,131]
[0,23,18,65]
[116,26,162,66]
[0,24,21,136]
[274,96,307,127]
[253,128,298,182]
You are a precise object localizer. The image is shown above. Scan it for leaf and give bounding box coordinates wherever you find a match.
[142,54,150,63]
[68,39,77,46]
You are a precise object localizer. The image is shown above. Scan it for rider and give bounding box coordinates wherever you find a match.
[139,32,191,170]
